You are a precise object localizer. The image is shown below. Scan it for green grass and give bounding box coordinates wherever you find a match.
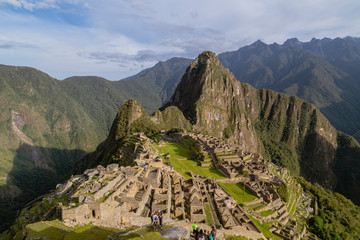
[128,232,168,240]
[260,210,275,217]
[122,225,170,239]
[46,219,73,231]
[225,236,251,240]
[65,224,119,240]
[219,183,258,204]
[155,142,226,179]
[248,215,282,240]
[248,202,266,211]
[204,203,215,226]
[26,222,68,240]
[25,220,121,240]
[216,152,236,157]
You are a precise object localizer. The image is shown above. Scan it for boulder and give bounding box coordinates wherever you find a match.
[84,169,99,177]
[97,165,106,172]
[84,196,95,203]
[106,163,119,172]
[56,183,64,191]
[78,195,85,203]
[160,227,190,240]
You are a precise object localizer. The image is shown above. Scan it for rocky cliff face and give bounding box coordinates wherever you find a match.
[74,99,160,172]
[165,51,340,190]
[165,51,259,152]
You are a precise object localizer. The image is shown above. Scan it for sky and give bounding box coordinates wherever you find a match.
[0,0,359,80]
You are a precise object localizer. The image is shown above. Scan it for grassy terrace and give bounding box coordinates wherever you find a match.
[248,215,282,240]
[24,220,121,240]
[154,141,226,179]
[219,183,258,204]
[204,203,215,226]
[248,202,266,211]
[22,220,173,240]
[260,209,275,217]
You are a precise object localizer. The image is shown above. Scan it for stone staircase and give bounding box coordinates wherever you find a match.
[134,189,145,201]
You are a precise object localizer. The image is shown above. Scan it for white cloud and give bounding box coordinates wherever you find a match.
[0,0,58,10]
[0,0,360,80]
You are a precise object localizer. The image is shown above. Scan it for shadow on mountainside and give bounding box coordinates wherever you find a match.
[295,131,360,206]
[0,143,86,232]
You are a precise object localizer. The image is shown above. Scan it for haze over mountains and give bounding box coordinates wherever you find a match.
[1,36,360,232]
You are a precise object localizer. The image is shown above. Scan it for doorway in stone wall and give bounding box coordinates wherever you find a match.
[92,210,96,218]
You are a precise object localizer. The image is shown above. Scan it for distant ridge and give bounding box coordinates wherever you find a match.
[218,37,360,141]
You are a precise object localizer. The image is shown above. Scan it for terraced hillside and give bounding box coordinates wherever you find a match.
[2,132,318,240]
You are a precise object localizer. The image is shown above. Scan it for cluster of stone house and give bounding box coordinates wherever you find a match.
[182,133,308,238]
[54,131,312,239]
[57,162,264,239]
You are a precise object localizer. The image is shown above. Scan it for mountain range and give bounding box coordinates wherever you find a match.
[1,37,360,232]
[218,37,360,139]
[4,51,359,240]
[75,51,360,207]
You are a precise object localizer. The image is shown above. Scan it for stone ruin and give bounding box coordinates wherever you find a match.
[55,163,264,239]
[53,131,311,239]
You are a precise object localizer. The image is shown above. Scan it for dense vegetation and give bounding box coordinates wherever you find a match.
[0,58,191,231]
[297,177,360,239]
[0,65,101,231]
[61,58,192,133]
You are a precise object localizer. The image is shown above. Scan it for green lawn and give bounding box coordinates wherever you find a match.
[25,220,121,240]
[127,232,168,240]
[204,203,215,226]
[26,222,69,240]
[248,202,266,211]
[260,210,275,217]
[26,221,172,240]
[65,224,119,240]
[155,142,226,179]
[219,183,258,204]
[122,225,171,239]
[248,215,282,240]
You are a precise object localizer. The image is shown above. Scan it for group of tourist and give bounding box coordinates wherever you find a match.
[192,224,216,240]
[151,210,163,230]
[150,211,216,239]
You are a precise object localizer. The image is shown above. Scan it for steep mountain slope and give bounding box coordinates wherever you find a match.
[165,51,360,205]
[59,76,128,133]
[0,58,191,231]
[0,65,104,231]
[74,99,191,173]
[61,58,192,134]
[218,38,360,139]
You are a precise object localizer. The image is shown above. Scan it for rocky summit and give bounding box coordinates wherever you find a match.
[2,51,360,240]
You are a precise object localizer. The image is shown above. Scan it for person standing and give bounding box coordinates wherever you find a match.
[192,223,198,239]
[150,210,155,224]
[157,210,163,229]
[151,212,159,230]
[210,226,216,240]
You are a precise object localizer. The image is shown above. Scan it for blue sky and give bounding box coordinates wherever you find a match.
[0,0,359,80]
